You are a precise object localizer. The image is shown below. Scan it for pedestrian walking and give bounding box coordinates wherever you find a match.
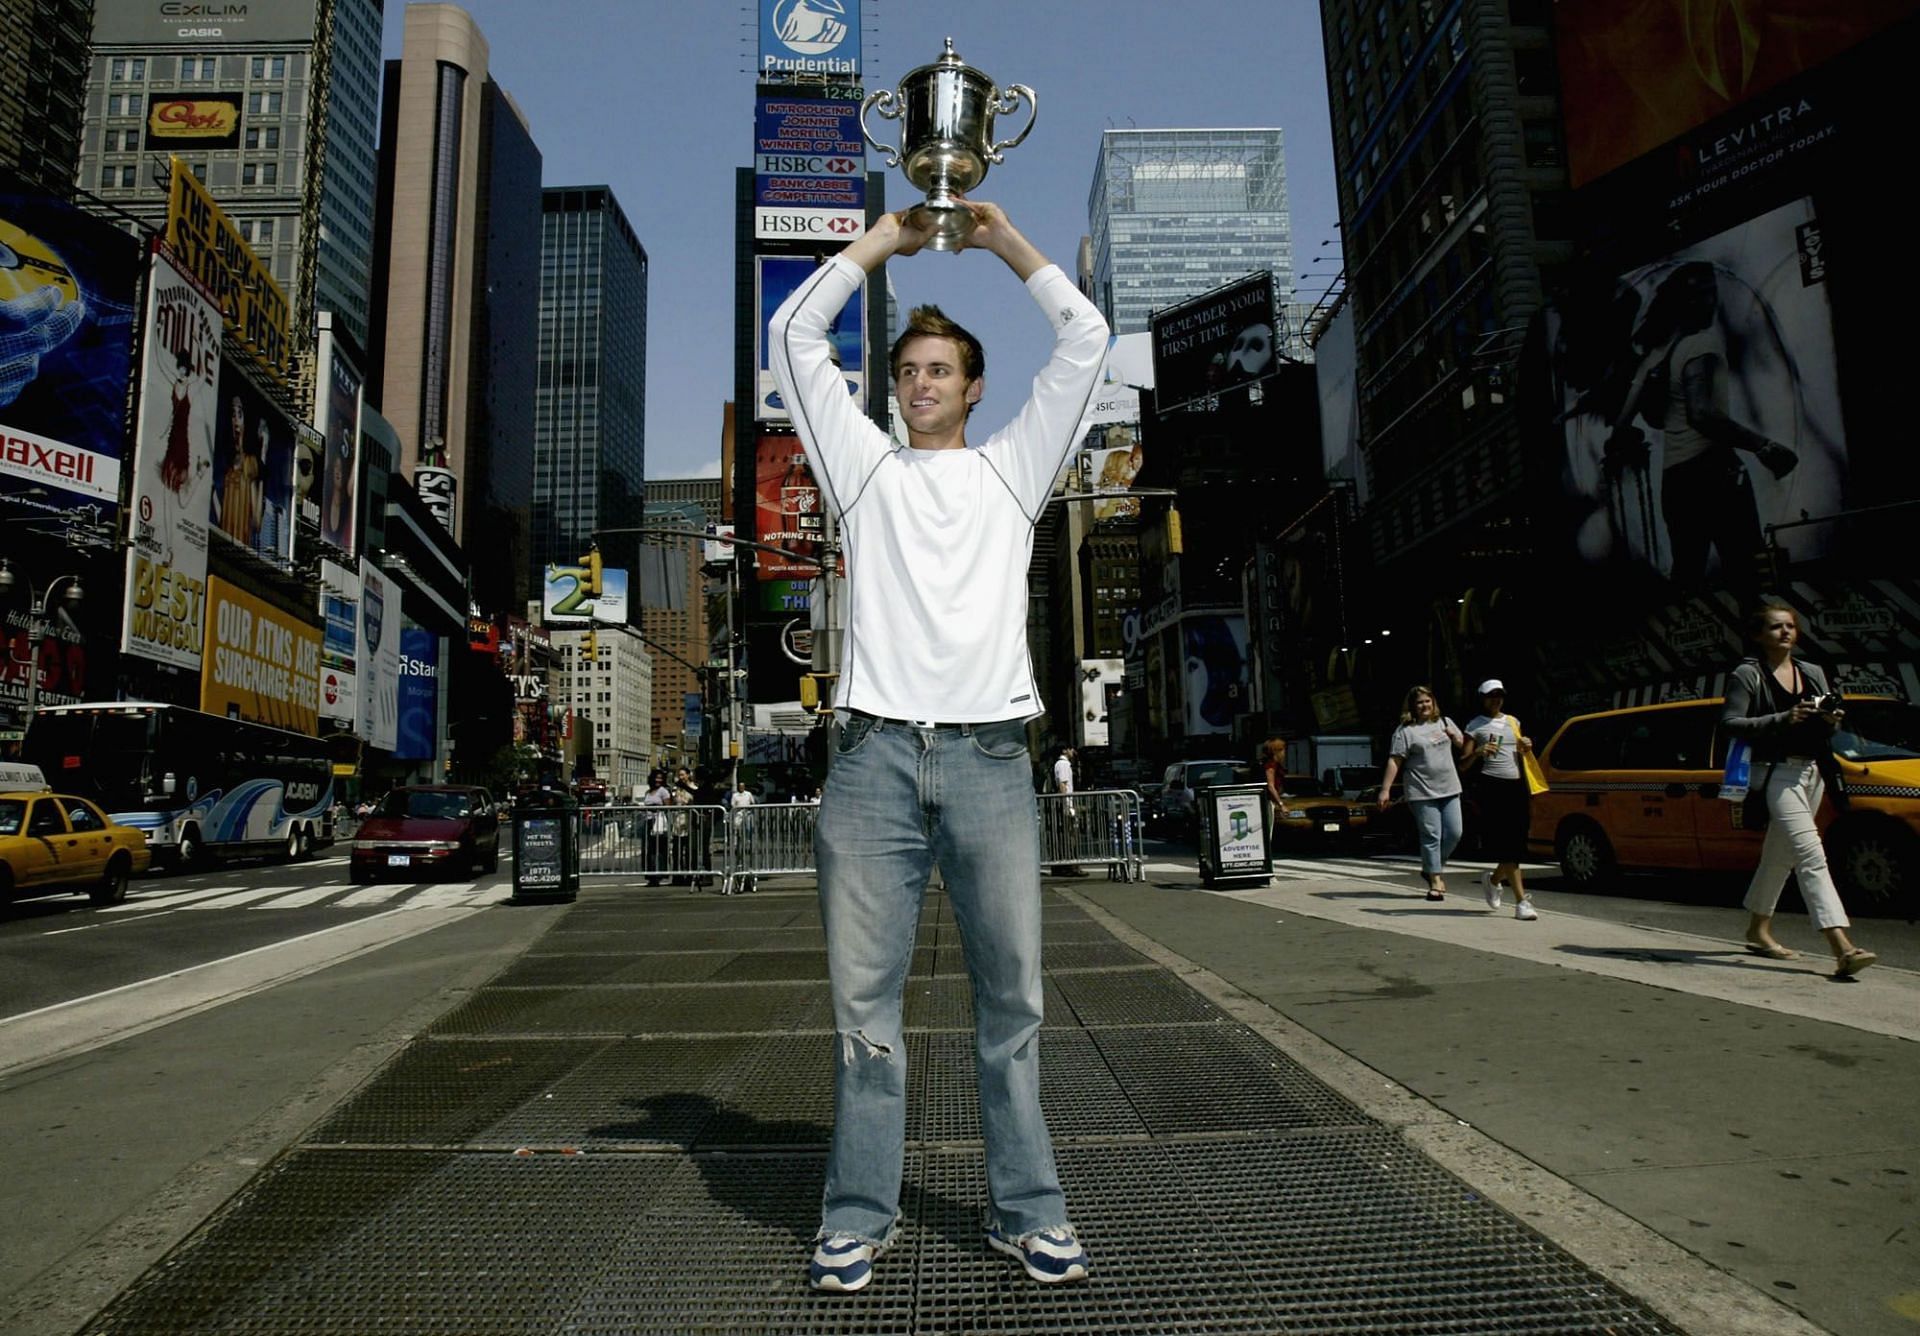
[1259,736,1290,844]
[1378,685,1473,899]
[769,198,1104,1292]
[728,780,758,894]
[1051,746,1086,877]
[1723,597,1876,976]
[1463,679,1538,920]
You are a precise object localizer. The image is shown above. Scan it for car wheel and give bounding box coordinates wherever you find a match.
[90,856,131,906]
[176,826,204,873]
[1556,818,1617,889]
[1830,818,1918,918]
[286,826,303,861]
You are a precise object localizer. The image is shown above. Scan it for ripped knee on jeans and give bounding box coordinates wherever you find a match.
[840,1029,895,1064]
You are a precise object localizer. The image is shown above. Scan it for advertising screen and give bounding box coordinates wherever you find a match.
[315,313,361,554]
[0,190,140,521]
[754,434,823,580]
[360,560,399,752]
[1544,197,1847,582]
[1555,0,1920,187]
[758,0,860,76]
[756,256,864,420]
[1181,613,1249,736]
[123,246,220,672]
[1149,272,1278,414]
[93,0,320,43]
[317,558,359,733]
[395,626,438,761]
[541,565,629,626]
[210,358,296,562]
[165,159,292,385]
[144,92,243,151]
[202,574,322,735]
[1079,424,1145,524]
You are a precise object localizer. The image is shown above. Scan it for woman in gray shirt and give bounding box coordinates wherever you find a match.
[1379,684,1474,900]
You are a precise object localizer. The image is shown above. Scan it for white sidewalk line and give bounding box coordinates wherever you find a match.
[1220,879,1920,1043]
[0,905,486,1079]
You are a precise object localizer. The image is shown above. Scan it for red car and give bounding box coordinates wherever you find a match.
[349,785,501,881]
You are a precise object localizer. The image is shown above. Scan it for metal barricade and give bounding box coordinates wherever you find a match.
[724,802,820,895]
[577,804,728,887]
[1036,789,1145,882]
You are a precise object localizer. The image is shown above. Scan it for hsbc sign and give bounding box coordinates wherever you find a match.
[756,153,860,177]
[755,207,866,240]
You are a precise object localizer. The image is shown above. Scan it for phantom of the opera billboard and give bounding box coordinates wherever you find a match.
[1148,272,1279,414]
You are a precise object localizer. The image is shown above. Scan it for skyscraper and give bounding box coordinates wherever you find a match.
[1087,127,1295,340]
[367,3,542,615]
[0,0,94,193]
[530,185,649,595]
[78,0,385,352]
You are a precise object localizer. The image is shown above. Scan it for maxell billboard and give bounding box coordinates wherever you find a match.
[1149,272,1279,414]
[758,0,859,76]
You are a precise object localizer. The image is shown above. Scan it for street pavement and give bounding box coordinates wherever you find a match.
[0,843,1911,1333]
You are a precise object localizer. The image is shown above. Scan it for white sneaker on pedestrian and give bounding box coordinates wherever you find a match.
[1515,899,1538,921]
[1481,873,1502,912]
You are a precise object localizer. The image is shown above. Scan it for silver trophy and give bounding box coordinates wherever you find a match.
[860,37,1036,251]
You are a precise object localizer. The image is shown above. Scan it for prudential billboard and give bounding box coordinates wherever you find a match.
[759,0,859,76]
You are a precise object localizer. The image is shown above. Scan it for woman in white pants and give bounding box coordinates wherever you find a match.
[1721,598,1875,976]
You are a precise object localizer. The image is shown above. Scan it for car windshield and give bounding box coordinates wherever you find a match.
[379,790,472,820]
[1832,700,1920,763]
[1186,763,1244,787]
[1332,766,1382,787]
[0,799,22,836]
[1283,776,1330,797]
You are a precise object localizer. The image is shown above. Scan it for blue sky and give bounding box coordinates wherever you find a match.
[380,1,1343,479]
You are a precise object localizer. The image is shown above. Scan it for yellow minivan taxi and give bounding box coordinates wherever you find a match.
[1527,696,1920,916]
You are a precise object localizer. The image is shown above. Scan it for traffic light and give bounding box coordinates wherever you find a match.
[580,547,603,597]
[799,672,837,712]
[582,630,598,662]
[1166,505,1184,555]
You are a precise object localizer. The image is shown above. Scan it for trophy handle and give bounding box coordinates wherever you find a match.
[985,84,1037,163]
[860,89,904,168]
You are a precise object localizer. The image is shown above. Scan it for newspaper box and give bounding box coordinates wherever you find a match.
[1197,782,1272,888]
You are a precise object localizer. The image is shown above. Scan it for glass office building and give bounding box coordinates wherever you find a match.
[532,186,649,595]
[1087,127,1295,340]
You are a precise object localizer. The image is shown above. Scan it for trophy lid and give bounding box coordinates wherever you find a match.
[903,36,980,82]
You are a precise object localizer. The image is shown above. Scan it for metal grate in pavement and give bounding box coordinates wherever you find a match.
[911,1028,1147,1146]
[428,982,818,1036]
[1091,1022,1372,1134]
[479,1035,763,1149]
[1165,1132,1677,1333]
[308,1038,609,1147]
[694,1032,837,1149]
[490,950,738,987]
[542,925,830,952]
[902,974,1075,1032]
[1050,965,1226,1027]
[81,1151,682,1336]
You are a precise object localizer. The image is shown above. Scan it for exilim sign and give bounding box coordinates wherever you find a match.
[93,0,318,44]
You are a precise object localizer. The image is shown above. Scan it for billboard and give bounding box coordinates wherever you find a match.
[1555,0,1920,188]
[540,564,629,625]
[756,256,864,420]
[0,190,140,523]
[1544,197,1847,583]
[165,159,291,385]
[360,559,399,751]
[395,626,438,761]
[123,247,220,671]
[754,434,823,580]
[144,92,242,151]
[210,357,296,562]
[1085,331,1154,427]
[1078,424,1144,523]
[202,574,322,735]
[314,312,361,554]
[754,97,865,224]
[1150,272,1278,414]
[1182,613,1250,736]
[317,558,359,733]
[414,464,455,535]
[758,0,859,76]
[92,0,320,44]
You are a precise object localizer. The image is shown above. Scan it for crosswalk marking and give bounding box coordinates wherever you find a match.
[246,884,348,908]
[333,882,418,908]
[403,882,493,909]
[177,884,301,909]
[98,885,248,913]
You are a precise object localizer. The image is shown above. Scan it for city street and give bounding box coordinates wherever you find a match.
[1,837,1914,1333]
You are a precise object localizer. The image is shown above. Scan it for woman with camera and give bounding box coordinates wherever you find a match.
[1722,598,1875,975]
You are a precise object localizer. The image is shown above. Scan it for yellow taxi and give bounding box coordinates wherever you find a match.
[1527,696,1920,916]
[1,770,152,910]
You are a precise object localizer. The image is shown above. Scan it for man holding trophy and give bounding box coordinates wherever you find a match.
[769,187,1106,1289]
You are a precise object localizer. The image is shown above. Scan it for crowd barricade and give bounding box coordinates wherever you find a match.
[575,804,728,887]
[724,801,821,895]
[568,790,1143,890]
[1035,789,1145,883]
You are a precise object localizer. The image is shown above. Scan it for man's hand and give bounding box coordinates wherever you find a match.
[954,199,1048,280]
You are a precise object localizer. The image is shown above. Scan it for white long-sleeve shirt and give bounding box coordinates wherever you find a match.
[767,255,1108,722]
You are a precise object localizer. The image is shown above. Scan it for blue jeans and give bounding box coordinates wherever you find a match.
[1409,794,1462,877]
[814,712,1066,1244]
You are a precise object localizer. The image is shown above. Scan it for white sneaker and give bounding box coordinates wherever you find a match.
[1515,899,1538,921]
[1481,873,1502,911]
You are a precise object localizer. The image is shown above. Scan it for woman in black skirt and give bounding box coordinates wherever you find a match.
[1463,679,1538,919]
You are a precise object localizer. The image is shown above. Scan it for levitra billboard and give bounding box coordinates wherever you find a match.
[93,0,320,44]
